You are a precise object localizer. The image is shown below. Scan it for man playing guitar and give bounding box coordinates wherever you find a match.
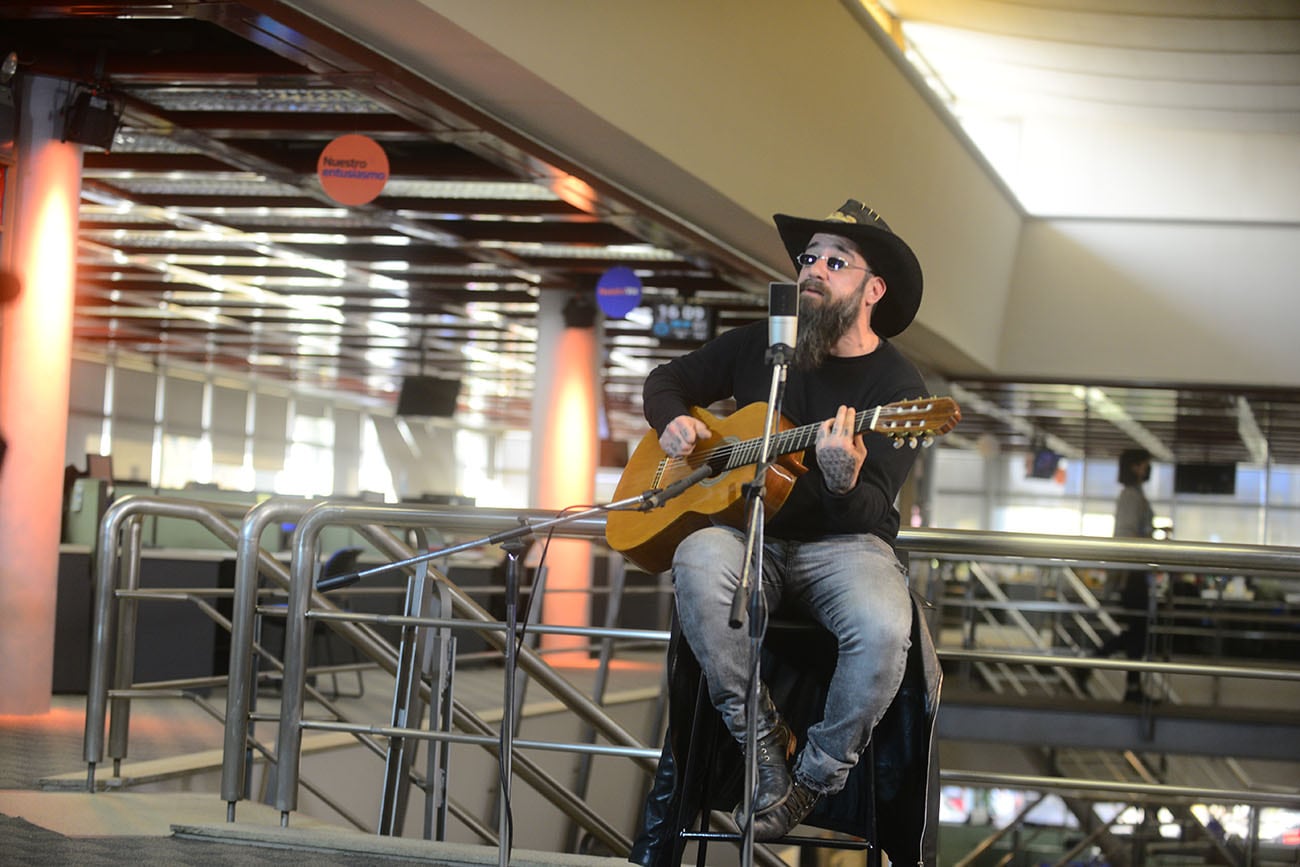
[639,199,932,842]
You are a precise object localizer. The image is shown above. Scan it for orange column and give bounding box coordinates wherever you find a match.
[0,75,80,713]
[529,292,599,664]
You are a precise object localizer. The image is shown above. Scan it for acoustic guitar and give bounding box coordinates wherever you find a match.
[605,397,961,573]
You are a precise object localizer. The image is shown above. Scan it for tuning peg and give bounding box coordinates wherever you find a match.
[892,437,904,449]
[921,435,934,448]
[908,436,919,449]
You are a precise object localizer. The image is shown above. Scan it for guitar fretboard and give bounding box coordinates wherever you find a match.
[655,400,946,483]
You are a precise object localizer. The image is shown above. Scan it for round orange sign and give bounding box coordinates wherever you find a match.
[317,134,389,206]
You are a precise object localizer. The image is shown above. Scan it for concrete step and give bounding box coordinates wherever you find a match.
[175,821,636,866]
[40,731,357,791]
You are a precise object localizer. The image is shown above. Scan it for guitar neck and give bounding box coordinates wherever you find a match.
[717,405,885,471]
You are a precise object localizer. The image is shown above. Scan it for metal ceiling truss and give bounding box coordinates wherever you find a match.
[5,2,1300,461]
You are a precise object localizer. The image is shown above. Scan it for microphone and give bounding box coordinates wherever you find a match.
[768,281,798,350]
[643,463,715,509]
[317,570,361,593]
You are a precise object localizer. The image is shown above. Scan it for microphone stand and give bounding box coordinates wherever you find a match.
[497,532,525,865]
[315,482,712,867]
[729,340,794,867]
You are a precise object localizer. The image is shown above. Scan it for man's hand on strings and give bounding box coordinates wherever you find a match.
[816,405,867,494]
[660,415,712,457]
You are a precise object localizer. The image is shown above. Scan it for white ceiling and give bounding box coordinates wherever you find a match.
[885,0,1300,221]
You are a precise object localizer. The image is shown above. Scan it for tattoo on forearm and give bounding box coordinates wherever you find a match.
[821,449,858,494]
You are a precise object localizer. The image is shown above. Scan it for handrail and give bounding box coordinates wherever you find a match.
[85,494,248,784]
[348,522,662,770]
[940,770,1300,809]
[900,527,1300,576]
[939,648,1300,682]
[83,494,661,854]
[268,501,650,855]
[86,498,1300,861]
[964,561,1086,698]
[221,495,327,806]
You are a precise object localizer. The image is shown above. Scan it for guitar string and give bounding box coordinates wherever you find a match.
[654,402,947,477]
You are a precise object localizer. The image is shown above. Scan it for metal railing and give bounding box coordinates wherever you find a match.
[81,499,1300,866]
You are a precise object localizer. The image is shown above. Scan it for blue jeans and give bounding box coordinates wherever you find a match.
[673,525,912,795]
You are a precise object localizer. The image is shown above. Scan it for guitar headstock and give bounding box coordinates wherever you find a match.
[872,396,962,449]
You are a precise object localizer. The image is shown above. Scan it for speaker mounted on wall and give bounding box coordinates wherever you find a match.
[62,87,123,152]
[396,375,460,417]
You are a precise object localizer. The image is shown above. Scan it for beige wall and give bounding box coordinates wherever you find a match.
[288,0,1299,388]
[1002,220,1300,387]
[292,0,1021,373]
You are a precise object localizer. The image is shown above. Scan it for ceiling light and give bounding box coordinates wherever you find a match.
[1235,397,1269,465]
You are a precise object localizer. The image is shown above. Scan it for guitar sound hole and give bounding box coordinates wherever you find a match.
[697,436,739,484]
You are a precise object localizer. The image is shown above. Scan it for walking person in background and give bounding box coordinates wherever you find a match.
[1089,448,1156,701]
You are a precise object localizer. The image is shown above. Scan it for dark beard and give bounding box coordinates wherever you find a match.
[792,279,865,370]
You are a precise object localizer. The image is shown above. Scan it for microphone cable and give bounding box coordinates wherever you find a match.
[495,501,597,861]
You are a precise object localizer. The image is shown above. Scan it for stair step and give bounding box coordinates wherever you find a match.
[40,731,357,790]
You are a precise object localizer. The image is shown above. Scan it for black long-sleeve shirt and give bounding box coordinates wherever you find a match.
[642,321,928,545]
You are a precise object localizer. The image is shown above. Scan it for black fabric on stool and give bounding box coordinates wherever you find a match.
[629,593,941,867]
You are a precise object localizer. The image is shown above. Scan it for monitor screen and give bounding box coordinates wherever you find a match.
[396,376,460,417]
[1174,462,1236,495]
[651,302,715,343]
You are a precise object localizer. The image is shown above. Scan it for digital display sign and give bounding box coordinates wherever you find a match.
[652,302,715,343]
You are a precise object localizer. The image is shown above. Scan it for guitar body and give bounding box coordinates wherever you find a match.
[606,403,808,574]
[606,395,959,574]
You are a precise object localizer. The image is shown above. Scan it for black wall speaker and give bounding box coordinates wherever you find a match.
[396,376,460,417]
[62,89,121,151]
[1173,462,1236,495]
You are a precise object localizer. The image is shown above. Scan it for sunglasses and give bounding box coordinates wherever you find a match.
[795,252,869,272]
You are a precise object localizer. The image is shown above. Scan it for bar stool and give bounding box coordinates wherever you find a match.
[631,599,940,867]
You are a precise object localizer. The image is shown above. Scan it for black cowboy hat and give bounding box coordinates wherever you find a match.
[773,199,923,338]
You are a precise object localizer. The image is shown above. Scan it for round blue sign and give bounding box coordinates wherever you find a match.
[595,267,643,319]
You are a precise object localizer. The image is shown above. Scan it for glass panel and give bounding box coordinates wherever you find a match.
[1267,465,1300,506]
[358,413,395,501]
[252,392,287,471]
[162,375,203,434]
[159,432,208,489]
[69,359,107,414]
[211,431,245,466]
[110,419,155,484]
[211,386,247,435]
[279,441,333,496]
[65,413,104,470]
[112,367,157,423]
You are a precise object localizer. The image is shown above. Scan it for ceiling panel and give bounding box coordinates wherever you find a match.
[4,2,1300,466]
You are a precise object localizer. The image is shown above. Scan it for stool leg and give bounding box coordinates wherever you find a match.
[865,739,880,867]
[672,675,719,867]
